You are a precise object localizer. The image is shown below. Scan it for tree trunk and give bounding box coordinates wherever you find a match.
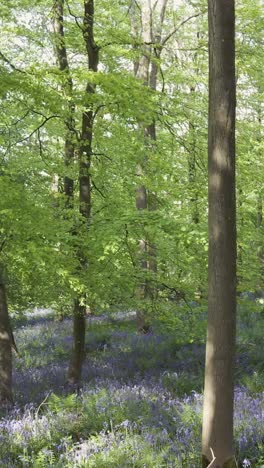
[0,272,13,404]
[132,0,167,331]
[53,0,75,208]
[202,1,236,467]
[146,60,159,299]
[68,299,86,384]
[133,0,151,332]
[188,98,199,225]
[53,0,84,385]
[68,0,99,382]
[256,113,263,282]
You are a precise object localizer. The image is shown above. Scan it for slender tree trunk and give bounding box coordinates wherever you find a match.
[0,270,13,404]
[53,0,75,207]
[146,55,159,298]
[202,1,236,467]
[188,100,199,225]
[133,0,151,332]
[53,0,86,385]
[68,299,86,384]
[256,113,264,283]
[188,31,202,226]
[68,0,99,382]
[132,0,167,331]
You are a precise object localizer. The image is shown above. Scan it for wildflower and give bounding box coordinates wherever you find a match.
[242,459,251,467]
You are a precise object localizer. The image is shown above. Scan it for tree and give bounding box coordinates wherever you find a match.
[67,0,99,384]
[0,264,13,403]
[53,0,100,385]
[202,1,236,467]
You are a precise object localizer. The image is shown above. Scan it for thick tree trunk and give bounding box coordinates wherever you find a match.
[0,275,13,404]
[202,1,236,467]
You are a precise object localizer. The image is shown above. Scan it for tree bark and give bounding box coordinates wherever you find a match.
[132,0,167,332]
[0,270,13,404]
[202,1,236,467]
[53,0,75,207]
[133,0,151,332]
[68,0,99,383]
[53,0,84,385]
[256,113,263,283]
[188,88,199,225]
[68,299,86,385]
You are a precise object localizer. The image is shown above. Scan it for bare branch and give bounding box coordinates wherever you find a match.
[10,111,31,126]
[9,115,61,149]
[161,12,205,47]
[91,179,106,198]
[65,0,83,31]
[207,448,216,468]
[0,51,26,74]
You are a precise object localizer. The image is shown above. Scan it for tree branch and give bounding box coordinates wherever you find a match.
[91,179,106,198]
[161,12,205,47]
[65,0,83,31]
[9,115,61,148]
[0,50,26,74]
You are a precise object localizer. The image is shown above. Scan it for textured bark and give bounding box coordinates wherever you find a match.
[68,299,86,384]
[68,0,99,382]
[132,0,167,331]
[202,1,236,466]
[134,0,151,332]
[256,113,263,281]
[53,0,75,207]
[79,0,99,221]
[53,0,83,384]
[0,276,13,404]
[188,88,199,225]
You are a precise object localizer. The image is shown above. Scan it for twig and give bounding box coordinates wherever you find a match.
[65,0,83,31]
[91,179,106,198]
[161,12,205,47]
[207,448,216,468]
[35,392,51,418]
[10,115,61,148]
[0,51,26,74]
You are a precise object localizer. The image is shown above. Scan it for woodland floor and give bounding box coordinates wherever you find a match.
[0,302,263,467]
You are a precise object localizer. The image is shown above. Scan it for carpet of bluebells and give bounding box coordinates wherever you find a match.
[0,302,263,467]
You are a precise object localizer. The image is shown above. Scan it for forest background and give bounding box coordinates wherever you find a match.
[0,0,263,318]
[0,0,263,466]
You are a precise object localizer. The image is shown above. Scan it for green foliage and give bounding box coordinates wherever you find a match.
[241,371,264,394]
[162,371,202,397]
[0,0,263,328]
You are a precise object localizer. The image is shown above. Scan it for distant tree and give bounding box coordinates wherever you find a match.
[0,264,13,403]
[67,0,99,385]
[53,0,99,385]
[202,0,237,467]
